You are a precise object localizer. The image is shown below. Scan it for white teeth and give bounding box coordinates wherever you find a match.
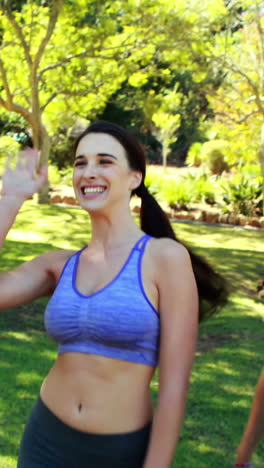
[83,187,105,194]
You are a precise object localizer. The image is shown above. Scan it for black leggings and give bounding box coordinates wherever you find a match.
[17,396,152,468]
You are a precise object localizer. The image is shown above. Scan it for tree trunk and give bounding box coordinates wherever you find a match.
[260,124,264,216]
[37,125,51,204]
[162,143,168,171]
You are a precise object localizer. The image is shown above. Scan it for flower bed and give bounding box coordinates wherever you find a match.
[49,189,264,229]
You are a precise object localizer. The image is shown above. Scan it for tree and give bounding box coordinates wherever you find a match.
[139,87,182,168]
[206,0,264,213]
[0,0,139,201]
[152,112,181,168]
[0,0,231,200]
[100,1,230,166]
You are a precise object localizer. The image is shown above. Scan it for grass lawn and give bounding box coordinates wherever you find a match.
[0,201,263,468]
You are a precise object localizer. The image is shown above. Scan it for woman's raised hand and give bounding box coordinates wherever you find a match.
[1,147,48,202]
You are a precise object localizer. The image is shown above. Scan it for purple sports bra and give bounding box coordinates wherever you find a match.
[44,234,160,367]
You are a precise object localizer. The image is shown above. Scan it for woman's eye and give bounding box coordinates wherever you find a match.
[99,159,112,165]
[74,161,86,167]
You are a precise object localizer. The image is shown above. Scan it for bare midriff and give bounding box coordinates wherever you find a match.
[40,352,155,434]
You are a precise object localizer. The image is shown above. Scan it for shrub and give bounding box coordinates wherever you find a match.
[145,167,219,209]
[186,142,203,167]
[60,167,74,186]
[219,174,263,216]
[200,140,230,174]
[238,163,261,178]
[48,165,75,187]
[49,134,74,169]
[160,177,195,210]
[48,164,62,185]
[181,171,218,205]
[187,139,231,174]
[145,167,164,197]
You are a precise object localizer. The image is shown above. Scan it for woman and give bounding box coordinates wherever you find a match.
[0,121,228,468]
[234,368,264,467]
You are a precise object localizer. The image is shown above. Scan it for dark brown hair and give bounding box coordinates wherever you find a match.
[74,120,229,321]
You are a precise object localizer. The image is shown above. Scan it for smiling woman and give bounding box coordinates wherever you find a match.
[0,120,229,468]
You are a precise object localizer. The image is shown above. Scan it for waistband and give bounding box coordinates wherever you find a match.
[33,395,152,450]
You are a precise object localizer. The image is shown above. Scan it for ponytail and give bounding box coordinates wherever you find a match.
[134,183,229,322]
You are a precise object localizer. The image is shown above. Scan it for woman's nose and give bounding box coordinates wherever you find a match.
[83,163,97,179]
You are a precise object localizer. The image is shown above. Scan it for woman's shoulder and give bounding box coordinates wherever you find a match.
[54,248,78,261]
[148,237,190,265]
[36,248,78,278]
[146,237,192,286]
[40,247,77,263]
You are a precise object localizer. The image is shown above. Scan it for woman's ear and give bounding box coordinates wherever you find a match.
[129,171,142,191]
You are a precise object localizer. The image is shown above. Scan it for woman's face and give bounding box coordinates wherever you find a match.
[73,132,141,213]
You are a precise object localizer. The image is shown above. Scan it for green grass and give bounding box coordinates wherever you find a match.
[0,202,264,467]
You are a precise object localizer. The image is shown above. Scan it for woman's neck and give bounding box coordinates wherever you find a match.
[88,210,142,249]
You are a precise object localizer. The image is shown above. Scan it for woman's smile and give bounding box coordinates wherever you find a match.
[80,184,107,199]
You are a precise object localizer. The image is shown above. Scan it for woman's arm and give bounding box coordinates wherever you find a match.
[234,369,264,464]
[143,240,198,468]
[0,148,59,308]
[0,195,25,249]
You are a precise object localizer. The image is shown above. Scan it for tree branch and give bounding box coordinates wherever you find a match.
[40,86,103,112]
[33,0,64,75]
[3,8,32,66]
[214,109,259,123]
[206,52,264,114]
[40,91,58,112]
[0,41,17,50]
[38,42,135,80]
[228,63,264,113]
[0,94,34,126]
[38,51,109,79]
[0,58,12,107]
[237,110,259,123]
[254,2,264,94]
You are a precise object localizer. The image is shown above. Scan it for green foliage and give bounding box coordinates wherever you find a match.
[205,0,264,181]
[0,111,32,148]
[0,0,138,143]
[98,0,230,166]
[220,174,263,216]
[60,167,74,186]
[49,132,74,169]
[186,142,203,167]
[48,164,62,185]
[208,118,261,167]
[144,167,163,196]
[0,0,232,174]
[48,165,73,187]
[152,110,181,165]
[144,165,263,216]
[160,177,195,210]
[188,139,231,174]
[0,136,19,159]
[181,171,217,204]
[238,163,262,178]
[159,171,218,209]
